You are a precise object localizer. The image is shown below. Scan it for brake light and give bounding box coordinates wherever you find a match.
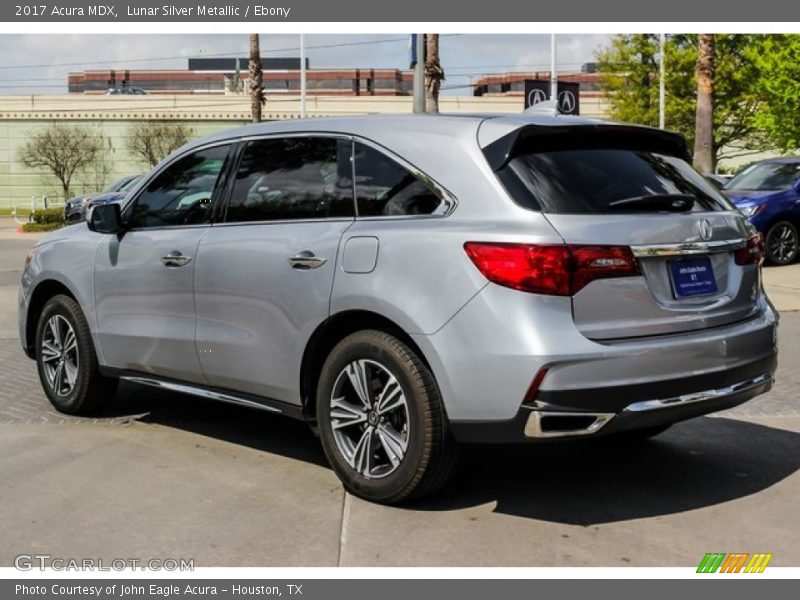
[735,234,765,266]
[464,242,639,296]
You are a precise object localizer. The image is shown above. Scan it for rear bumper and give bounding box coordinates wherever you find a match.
[414,283,779,423]
[450,359,776,443]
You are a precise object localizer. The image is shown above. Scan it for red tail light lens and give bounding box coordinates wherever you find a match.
[523,367,549,404]
[735,234,765,266]
[464,242,639,296]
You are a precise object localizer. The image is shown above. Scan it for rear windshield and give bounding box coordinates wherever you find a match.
[497,148,733,214]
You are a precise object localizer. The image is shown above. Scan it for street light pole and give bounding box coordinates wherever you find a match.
[550,33,557,101]
[300,33,307,118]
[659,33,666,129]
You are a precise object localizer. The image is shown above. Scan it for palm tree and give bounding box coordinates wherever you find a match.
[249,33,264,123]
[424,34,445,113]
[693,34,715,173]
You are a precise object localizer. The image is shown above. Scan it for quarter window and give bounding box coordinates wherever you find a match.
[127,145,230,228]
[353,143,447,217]
[225,137,354,223]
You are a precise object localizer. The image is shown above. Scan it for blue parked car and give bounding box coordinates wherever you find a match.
[724,159,800,265]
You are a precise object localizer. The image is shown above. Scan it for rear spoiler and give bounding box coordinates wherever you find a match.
[481,124,691,172]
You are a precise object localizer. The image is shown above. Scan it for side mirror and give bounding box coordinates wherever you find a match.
[87,203,123,234]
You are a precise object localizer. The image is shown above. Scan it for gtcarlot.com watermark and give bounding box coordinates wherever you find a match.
[14,554,194,571]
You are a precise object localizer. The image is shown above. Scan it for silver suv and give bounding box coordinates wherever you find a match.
[19,115,779,504]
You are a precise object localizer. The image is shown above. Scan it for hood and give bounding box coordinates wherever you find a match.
[723,188,785,205]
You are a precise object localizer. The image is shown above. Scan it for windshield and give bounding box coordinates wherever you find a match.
[725,162,800,191]
[498,148,732,214]
[119,176,142,192]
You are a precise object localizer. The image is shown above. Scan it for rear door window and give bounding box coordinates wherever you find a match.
[225,137,354,222]
[497,147,733,214]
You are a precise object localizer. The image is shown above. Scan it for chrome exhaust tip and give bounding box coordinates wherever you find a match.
[524,411,616,438]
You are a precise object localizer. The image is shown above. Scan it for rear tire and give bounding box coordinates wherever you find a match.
[765,221,798,266]
[316,330,457,504]
[35,294,118,415]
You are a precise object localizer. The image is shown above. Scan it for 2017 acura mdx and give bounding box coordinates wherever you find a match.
[19,114,779,504]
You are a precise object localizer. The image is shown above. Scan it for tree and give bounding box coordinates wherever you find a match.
[249,33,264,123]
[693,34,715,172]
[127,122,194,168]
[597,34,766,168]
[424,34,445,113]
[19,124,103,200]
[747,35,800,152]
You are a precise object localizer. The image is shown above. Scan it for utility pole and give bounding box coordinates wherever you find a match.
[424,33,444,113]
[659,33,666,129]
[550,33,558,102]
[300,33,307,118]
[412,33,425,114]
[249,33,263,123]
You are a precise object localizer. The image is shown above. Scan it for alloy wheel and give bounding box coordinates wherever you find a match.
[40,315,79,397]
[767,223,798,264]
[329,359,410,479]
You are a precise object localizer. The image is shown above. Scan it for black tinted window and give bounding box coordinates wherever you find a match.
[499,149,732,214]
[128,145,229,228]
[226,137,354,222]
[354,143,445,217]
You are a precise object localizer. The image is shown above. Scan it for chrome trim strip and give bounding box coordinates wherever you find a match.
[630,239,745,257]
[524,411,616,438]
[120,376,282,414]
[623,372,772,413]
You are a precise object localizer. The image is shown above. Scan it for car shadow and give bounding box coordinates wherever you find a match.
[412,416,800,525]
[104,380,329,468]
[103,382,800,526]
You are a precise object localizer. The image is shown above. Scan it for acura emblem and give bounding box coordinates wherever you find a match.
[557,90,576,113]
[698,219,713,241]
[527,88,547,107]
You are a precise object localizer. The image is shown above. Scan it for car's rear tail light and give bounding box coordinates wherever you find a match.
[464,242,639,296]
[735,234,765,266]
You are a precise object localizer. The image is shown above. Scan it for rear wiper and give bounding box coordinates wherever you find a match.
[607,194,696,212]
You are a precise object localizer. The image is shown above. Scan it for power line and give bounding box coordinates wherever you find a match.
[0,35,461,72]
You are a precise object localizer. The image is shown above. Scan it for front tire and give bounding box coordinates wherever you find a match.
[765,221,798,265]
[35,294,118,415]
[316,330,457,504]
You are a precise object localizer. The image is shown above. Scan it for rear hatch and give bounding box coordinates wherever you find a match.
[482,121,762,340]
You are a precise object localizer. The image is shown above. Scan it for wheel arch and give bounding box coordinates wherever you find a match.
[24,279,79,358]
[299,310,433,428]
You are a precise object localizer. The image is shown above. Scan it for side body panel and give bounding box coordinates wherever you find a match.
[93,227,209,383]
[193,220,353,404]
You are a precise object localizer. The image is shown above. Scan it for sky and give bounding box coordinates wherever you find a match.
[0,33,611,96]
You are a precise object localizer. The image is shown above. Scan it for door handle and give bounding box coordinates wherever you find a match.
[288,251,327,270]
[161,251,192,267]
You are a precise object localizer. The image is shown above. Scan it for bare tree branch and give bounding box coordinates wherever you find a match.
[18,124,104,200]
[127,121,194,168]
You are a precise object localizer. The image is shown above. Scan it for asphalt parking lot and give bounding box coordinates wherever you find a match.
[0,217,798,567]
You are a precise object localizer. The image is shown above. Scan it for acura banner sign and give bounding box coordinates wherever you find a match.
[524,79,580,115]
